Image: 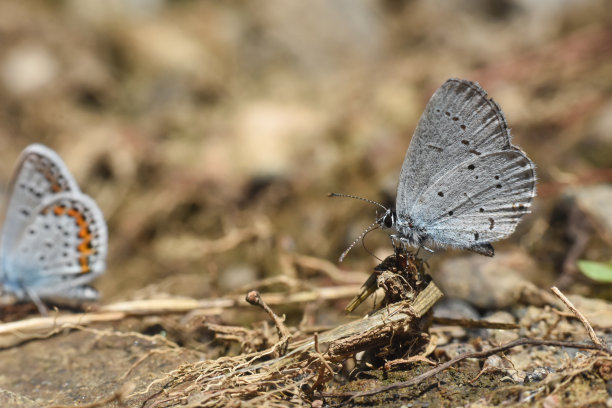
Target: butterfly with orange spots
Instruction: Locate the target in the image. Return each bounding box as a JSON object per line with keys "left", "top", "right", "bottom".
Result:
{"left": 0, "top": 144, "right": 107, "bottom": 314}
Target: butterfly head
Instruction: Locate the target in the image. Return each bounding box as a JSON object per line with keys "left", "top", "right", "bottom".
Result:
{"left": 377, "top": 208, "right": 396, "bottom": 230}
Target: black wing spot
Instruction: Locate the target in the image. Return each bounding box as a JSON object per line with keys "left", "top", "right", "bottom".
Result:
{"left": 460, "top": 124, "right": 466, "bottom": 130}
{"left": 468, "top": 164, "right": 475, "bottom": 170}
{"left": 518, "top": 204, "right": 526, "bottom": 211}
{"left": 452, "top": 116, "right": 459, "bottom": 121}
{"left": 445, "top": 111, "right": 451, "bottom": 116}
{"left": 475, "top": 175, "right": 479, "bottom": 180}
{"left": 474, "top": 232, "right": 479, "bottom": 241}
{"left": 489, "top": 218, "right": 495, "bottom": 230}
{"left": 479, "top": 208, "right": 484, "bottom": 213}
{"left": 496, "top": 184, "right": 502, "bottom": 189}
{"left": 494, "top": 175, "right": 500, "bottom": 180}
{"left": 461, "top": 140, "right": 469, "bottom": 145}
{"left": 448, "top": 211, "right": 454, "bottom": 216}
{"left": 438, "top": 191, "right": 444, "bottom": 197}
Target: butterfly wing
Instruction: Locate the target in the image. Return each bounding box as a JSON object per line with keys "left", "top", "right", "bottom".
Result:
{"left": 1, "top": 144, "right": 81, "bottom": 261}
{"left": 2, "top": 192, "right": 107, "bottom": 300}
{"left": 411, "top": 149, "right": 536, "bottom": 250}
{"left": 396, "top": 79, "right": 514, "bottom": 219}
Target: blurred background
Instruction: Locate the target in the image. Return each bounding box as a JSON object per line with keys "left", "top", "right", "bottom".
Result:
{"left": 0, "top": 0, "right": 611, "bottom": 316}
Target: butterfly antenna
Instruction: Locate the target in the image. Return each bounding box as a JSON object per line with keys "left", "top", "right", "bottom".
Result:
{"left": 328, "top": 192, "right": 388, "bottom": 212}
{"left": 339, "top": 219, "right": 380, "bottom": 262}
{"left": 362, "top": 225, "right": 383, "bottom": 262}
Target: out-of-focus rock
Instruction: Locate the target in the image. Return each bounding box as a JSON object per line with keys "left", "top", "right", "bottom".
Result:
{"left": 1, "top": 44, "right": 59, "bottom": 95}
{"left": 201, "top": 100, "right": 330, "bottom": 182}
{"left": 567, "top": 184, "right": 612, "bottom": 246}
{"left": 122, "top": 21, "right": 223, "bottom": 81}
{"left": 421, "top": 0, "right": 604, "bottom": 52}
{"left": 252, "top": 0, "right": 383, "bottom": 76}
{"left": 578, "top": 101, "right": 612, "bottom": 168}
{"left": 433, "top": 298, "right": 483, "bottom": 340}
{"left": 218, "top": 264, "right": 257, "bottom": 293}
{"left": 435, "top": 250, "right": 540, "bottom": 309}
{"left": 66, "top": 0, "right": 165, "bottom": 22}
{"left": 434, "top": 298, "right": 480, "bottom": 320}
{"left": 483, "top": 310, "right": 519, "bottom": 344}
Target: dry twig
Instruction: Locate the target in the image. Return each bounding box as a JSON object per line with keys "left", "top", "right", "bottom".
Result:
{"left": 551, "top": 286, "right": 608, "bottom": 351}
{"left": 0, "top": 285, "right": 363, "bottom": 348}
{"left": 432, "top": 316, "right": 519, "bottom": 330}
{"left": 246, "top": 291, "right": 292, "bottom": 355}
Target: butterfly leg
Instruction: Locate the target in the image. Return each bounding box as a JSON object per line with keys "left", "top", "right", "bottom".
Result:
{"left": 389, "top": 234, "right": 421, "bottom": 256}
{"left": 415, "top": 245, "right": 435, "bottom": 263}
{"left": 388, "top": 234, "right": 400, "bottom": 252}
{"left": 24, "top": 286, "right": 49, "bottom": 316}
{"left": 389, "top": 235, "right": 407, "bottom": 254}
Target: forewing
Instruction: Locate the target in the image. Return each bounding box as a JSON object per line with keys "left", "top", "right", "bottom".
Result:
{"left": 1, "top": 144, "right": 80, "bottom": 258}
{"left": 411, "top": 149, "right": 536, "bottom": 249}
{"left": 3, "top": 192, "right": 107, "bottom": 299}
{"left": 396, "top": 79, "right": 513, "bottom": 217}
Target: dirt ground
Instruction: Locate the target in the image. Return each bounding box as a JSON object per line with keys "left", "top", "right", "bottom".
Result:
{"left": 0, "top": 1, "right": 611, "bottom": 407}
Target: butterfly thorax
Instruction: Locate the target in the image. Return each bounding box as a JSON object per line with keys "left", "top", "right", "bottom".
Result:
{"left": 391, "top": 212, "right": 428, "bottom": 247}
{"left": 378, "top": 209, "right": 427, "bottom": 247}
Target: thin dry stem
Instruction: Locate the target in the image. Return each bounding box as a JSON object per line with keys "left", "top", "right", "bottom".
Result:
{"left": 551, "top": 286, "right": 606, "bottom": 349}
{"left": 246, "top": 291, "right": 292, "bottom": 355}
{"left": 0, "top": 284, "right": 363, "bottom": 348}
{"left": 432, "top": 316, "right": 520, "bottom": 330}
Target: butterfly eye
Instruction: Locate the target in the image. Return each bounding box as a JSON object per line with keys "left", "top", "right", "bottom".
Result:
{"left": 382, "top": 214, "right": 393, "bottom": 228}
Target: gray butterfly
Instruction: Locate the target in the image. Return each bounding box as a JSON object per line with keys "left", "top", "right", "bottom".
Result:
{"left": 333, "top": 79, "right": 536, "bottom": 260}
{"left": 0, "top": 144, "right": 107, "bottom": 313}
